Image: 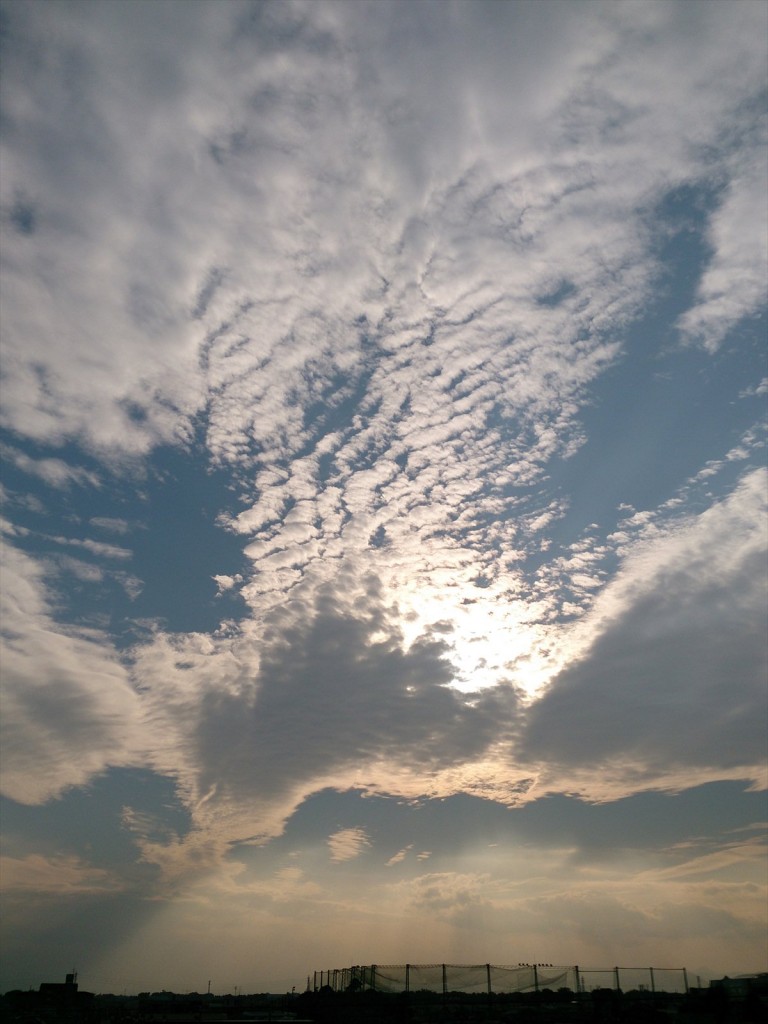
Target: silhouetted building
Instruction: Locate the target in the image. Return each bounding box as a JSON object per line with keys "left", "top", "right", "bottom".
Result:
{"left": 36, "top": 972, "right": 95, "bottom": 1016}
{"left": 40, "top": 972, "right": 79, "bottom": 996}
{"left": 710, "top": 973, "right": 768, "bottom": 999}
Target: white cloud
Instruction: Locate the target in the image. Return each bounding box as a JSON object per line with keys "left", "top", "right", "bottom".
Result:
{"left": 47, "top": 535, "right": 133, "bottom": 561}
{"left": 212, "top": 573, "right": 242, "bottom": 595}
{"left": 385, "top": 845, "right": 413, "bottom": 868}
{"left": 114, "top": 572, "right": 144, "bottom": 600}
{"left": 1, "top": 0, "right": 764, "bottom": 467}
{"left": 677, "top": 139, "right": 768, "bottom": 351}
{"left": 327, "top": 827, "right": 371, "bottom": 863}
{"left": 90, "top": 516, "right": 132, "bottom": 534}
{"left": 0, "top": 853, "right": 118, "bottom": 895}
{"left": 0, "top": 542, "right": 142, "bottom": 803}
{"left": 739, "top": 378, "right": 768, "bottom": 399}
{"left": 50, "top": 555, "right": 105, "bottom": 583}
{"left": 393, "top": 870, "right": 495, "bottom": 918}
{"left": 0, "top": 443, "right": 100, "bottom": 489}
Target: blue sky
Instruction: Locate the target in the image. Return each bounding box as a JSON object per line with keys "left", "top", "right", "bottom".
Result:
{"left": 1, "top": 0, "right": 766, "bottom": 995}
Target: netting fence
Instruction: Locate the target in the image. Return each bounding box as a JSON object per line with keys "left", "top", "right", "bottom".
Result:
{"left": 312, "top": 964, "right": 689, "bottom": 995}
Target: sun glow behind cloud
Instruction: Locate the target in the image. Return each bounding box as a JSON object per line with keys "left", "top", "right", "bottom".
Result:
{"left": 390, "top": 582, "right": 556, "bottom": 698}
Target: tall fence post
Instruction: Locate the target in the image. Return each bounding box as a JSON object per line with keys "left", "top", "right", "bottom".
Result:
{"left": 683, "top": 968, "right": 689, "bottom": 994}
{"left": 442, "top": 964, "right": 447, "bottom": 998}
{"left": 650, "top": 967, "right": 655, "bottom": 994}
{"left": 486, "top": 964, "right": 492, "bottom": 997}
{"left": 533, "top": 965, "right": 539, "bottom": 993}
{"left": 614, "top": 967, "right": 620, "bottom": 992}
{"left": 371, "top": 965, "right": 376, "bottom": 992}
{"left": 405, "top": 963, "right": 410, "bottom": 995}
{"left": 574, "top": 967, "right": 580, "bottom": 994}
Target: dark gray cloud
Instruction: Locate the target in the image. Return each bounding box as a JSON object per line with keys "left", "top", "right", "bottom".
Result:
{"left": 194, "top": 579, "right": 521, "bottom": 810}
{"left": 522, "top": 471, "right": 767, "bottom": 785}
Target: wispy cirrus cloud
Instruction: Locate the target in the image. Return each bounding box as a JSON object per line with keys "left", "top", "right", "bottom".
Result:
{"left": 327, "top": 827, "right": 371, "bottom": 863}
{"left": 45, "top": 535, "right": 133, "bottom": 561}
{"left": 90, "top": 517, "right": 132, "bottom": 535}
{"left": 677, "top": 139, "right": 768, "bottom": 352}
{"left": 0, "top": 443, "right": 100, "bottom": 489}
{"left": 0, "top": 853, "right": 119, "bottom": 895}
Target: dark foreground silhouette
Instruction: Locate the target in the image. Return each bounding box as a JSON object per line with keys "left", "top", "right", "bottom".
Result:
{"left": 298, "top": 983, "right": 766, "bottom": 1023}
{"left": 3, "top": 981, "right": 767, "bottom": 1024}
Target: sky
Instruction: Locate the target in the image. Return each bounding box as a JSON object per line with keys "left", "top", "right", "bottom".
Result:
{"left": 0, "top": 0, "right": 767, "bottom": 997}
